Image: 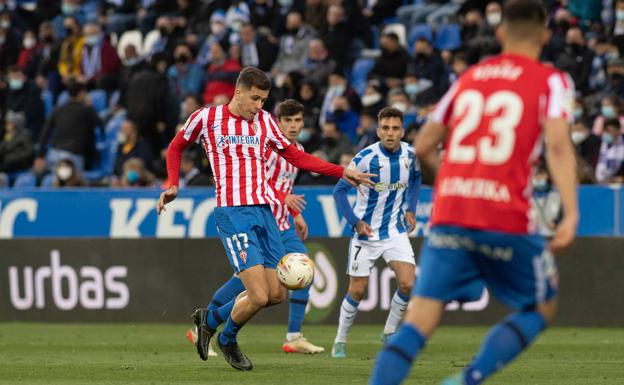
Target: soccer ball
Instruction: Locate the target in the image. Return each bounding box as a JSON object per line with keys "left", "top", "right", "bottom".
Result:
{"left": 277, "top": 253, "right": 315, "bottom": 290}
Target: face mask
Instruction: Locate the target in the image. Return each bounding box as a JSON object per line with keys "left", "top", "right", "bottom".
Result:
{"left": 0, "top": 20, "right": 10, "bottom": 30}
{"left": 415, "top": 52, "right": 427, "bottom": 61}
{"left": 127, "top": 170, "right": 139, "bottom": 184}
{"left": 573, "top": 108, "right": 583, "bottom": 120}
{"left": 533, "top": 178, "right": 547, "bottom": 191}
{"left": 62, "top": 3, "right": 79, "bottom": 15}
{"left": 9, "top": 79, "right": 24, "bottom": 90}
{"left": 298, "top": 129, "right": 311, "bottom": 142}
{"left": 601, "top": 105, "right": 617, "bottom": 118}
{"left": 85, "top": 35, "right": 99, "bottom": 47}
{"left": 486, "top": 12, "right": 501, "bottom": 26}
{"left": 23, "top": 36, "right": 36, "bottom": 49}
{"left": 603, "top": 133, "right": 614, "bottom": 144}
{"left": 617, "top": 10, "right": 624, "bottom": 21}
{"left": 65, "top": 26, "right": 76, "bottom": 36}
{"left": 392, "top": 102, "right": 408, "bottom": 113}
{"left": 607, "top": 51, "right": 620, "bottom": 61}
{"left": 571, "top": 131, "right": 588, "bottom": 144}
{"left": 331, "top": 84, "right": 346, "bottom": 95}
{"left": 361, "top": 93, "right": 381, "bottom": 107}
{"left": 56, "top": 165, "right": 73, "bottom": 181}
{"left": 123, "top": 57, "right": 140, "bottom": 67}
{"left": 279, "top": 0, "right": 293, "bottom": 7}
{"left": 211, "top": 23, "right": 225, "bottom": 36}
{"left": 117, "top": 131, "right": 128, "bottom": 144}
{"left": 405, "top": 83, "right": 420, "bottom": 96}
{"left": 43, "top": 35, "right": 54, "bottom": 43}
{"left": 334, "top": 108, "right": 346, "bottom": 117}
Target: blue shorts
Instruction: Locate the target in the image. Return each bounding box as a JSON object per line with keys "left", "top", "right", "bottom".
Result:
{"left": 414, "top": 225, "right": 558, "bottom": 310}
{"left": 280, "top": 226, "right": 307, "bottom": 254}
{"left": 215, "top": 205, "right": 286, "bottom": 272}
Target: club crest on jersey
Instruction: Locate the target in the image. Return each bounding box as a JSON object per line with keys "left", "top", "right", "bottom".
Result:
{"left": 404, "top": 159, "right": 410, "bottom": 169}
{"left": 239, "top": 250, "right": 248, "bottom": 264}
{"left": 216, "top": 135, "right": 260, "bottom": 149}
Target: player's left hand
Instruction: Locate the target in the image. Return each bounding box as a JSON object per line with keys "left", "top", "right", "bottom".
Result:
{"left": 293, "top": 214, "right": 308, "bottom": 240}
{"left": 405, "top": 211, "right": 416, "bottom": 233}
{"left": 157, "top": 185, "right": 178, "bottom": 215}
{"left": 549, "top": 214, "right": 577, "bottom": 254}
{"left": 285, "top": 194, "right": 306, "bottom": 212}
{"left": 343, "top": 167, "right": 376, "bottom": 188}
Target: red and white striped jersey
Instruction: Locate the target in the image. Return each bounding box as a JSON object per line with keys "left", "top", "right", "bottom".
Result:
{"left": 180, "top": 104, "right": 291, "bottom": 207}
{"left": 266, "top": 142, "right": 304, "bottom": 230}
{"left": 429, "top": 53, "right": 575, "bottom": 234}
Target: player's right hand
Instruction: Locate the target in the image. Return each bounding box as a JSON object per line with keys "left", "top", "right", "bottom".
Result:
{"left": 549, "top": 214, "right": 578, "bottom": 254}
{"left": 343, "top": 167, "right": 376, "bottom": 188}
{"left": 157, "top": 185, "right": 178, "bottom": 215}
{"left": 355, "top": 220, "right": 373, "bottom": 237}
{"left": 285, "top": 194, "right": 306, "bottom": 212}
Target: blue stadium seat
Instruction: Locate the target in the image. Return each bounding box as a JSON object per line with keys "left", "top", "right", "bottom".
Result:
{"left": 40, "top": 174, "right": 56, "bottom": 188}
{"left": 41, "top": 90, "right": 54, "bottom": 117}
{"left": 434, "top": 23, "right": 462, "bottom": 51}
{"left": 13, "top": 173, "right": 36, "bottom": 189}
{"left": 408, "top": 24, "right": 433, "bottom": 50}
{"left": 57, "top": 90, "right": 70, "bottom": 106}
{"left": 350, "top": 58, "right": 376, "bottom": 96}
{"left": 89, "top": 89, "right": 108, "bottom": 114}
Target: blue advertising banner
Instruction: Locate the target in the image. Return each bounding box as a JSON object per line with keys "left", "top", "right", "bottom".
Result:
{"left": 0, "top": 186, "right": 620, "bottom": 238}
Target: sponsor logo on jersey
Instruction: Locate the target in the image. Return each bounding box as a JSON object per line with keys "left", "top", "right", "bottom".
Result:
{"left": 374, "top": 181, "right": 408, "bottom": 192}
{"left": 216, "top": 135, "right": 260, "bottom": 149}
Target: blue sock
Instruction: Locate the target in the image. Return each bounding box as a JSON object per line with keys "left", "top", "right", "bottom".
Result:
{"left": 369, "top": 323, "right": 426, "bottom": 385}
{"left": 464, "top": 311, "right": 546, "bottom": 385}
{"left": 205, "top": 299, "right": 235, "bottom": 330}
{"left": 288, "top": 285, "right": 310, "bottom": 333}
{"left": 207, "top": 276, "right": 245, "bottom": 311}
{"left": 219, "top": 317, "right": 243, "bottom": 345}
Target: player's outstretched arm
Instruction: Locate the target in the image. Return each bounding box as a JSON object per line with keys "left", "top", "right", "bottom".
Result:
{"left": 333, "top": 179, "right": 360, "bottom": 227}
{"left": 278, "top": 144, "right": 375, "bottom": 187}
{"left": 414, "top": 121, "right": 447, "bottom": 178}
{"left": 157, "top": 131, "right": 191, "bottom": 215}
{"left": 543, "top": 118, "right": 579, "bottom": 252}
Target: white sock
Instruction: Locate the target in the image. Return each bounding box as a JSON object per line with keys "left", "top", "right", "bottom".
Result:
{"left": 334, "top": 295, "right": 360, "bottom": 344}
{"left": 383, "top": 291, "right": 409, "bottom": 335}
{"left": 286, "top": 332, "right": 302, "bottom": 342}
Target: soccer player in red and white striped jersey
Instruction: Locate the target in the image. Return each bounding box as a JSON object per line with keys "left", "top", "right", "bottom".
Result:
{"left": 157, "top": 67, "right": 374, "bottom": 370}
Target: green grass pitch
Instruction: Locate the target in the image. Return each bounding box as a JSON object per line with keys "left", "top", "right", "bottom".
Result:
{"left": 0, "top": 323, "right": 622, "bottom": 384}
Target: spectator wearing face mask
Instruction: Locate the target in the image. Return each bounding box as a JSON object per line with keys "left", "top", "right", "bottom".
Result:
{"left": 571, "top": 120, "right": 601, "bottom": 169}
{"left": 0, "top": 111, "right": 34, "bottom": 174}
{"left": 58, "top": 16, "right": 84, "bottom": 82}
{"left": 319, "top": 71, "right": 361, "bottom": 128}
{"left": 167, "top": 43, "right": 204, "bottom": 102}
{"left": 17, "top": 30, "right": 39, "bottom": 72}
{"left": 325, "top": 96, "right": 359, "bottom": 143}
{"left": 238, "top": 23, "right": 279, "bottom": 72}
{"left": 361, "top": 82, "right": 386, "bottom": 117}
{"left": 148, "top": 16, "right": 184, "bottom": 64}
{"left": 370, "top": 32, "right": 410, "bottom": 90}
{"left": 113, "top": 120, "right": 153, "bottom": 177}
{"left": 612, "top": 0, "right": 624, "bottom": 54}
{"left": 119, "top": 44, "right": 146, "bottom": 87}
{"left": 320, "top": 4, "right": 353, "bottom": 73}
{"left": 355, "top": 111, "right": 378, "bottom": 152}
{"left": 79, "top": 22, "right": 121, "bottom": 93}
{"left": 32, "top": 21, "right": 62, "bottom": 96}
{"left": 555, "top": 27, "right": 594, "bottom": 94}
{"left": 271, "top": 11, "right": 316, "bottom": 84}
{"left": 118, "top": 158, "right": 156, "bottom": 187}
{"left": 52, "top": 158, "right": 87, "bottom": 187}
{"left": 592, "top": 95, "right": 624, "bottom": 135}
{"left": 530, "top": 164, "right": 561, "bottom": 239}
{"left": 595, "top": 119, "right": 624, "bottom": 183}
{"left": 4, "top": 66, "right": 45, "bottom": 139}
{"left": 407, "top": 37, "right": 450, "bottom": 100}
{"left": 319, "top": 120, "right": 353, "bottom": 164}
{"left": 202, "top": 39, "right": 241, "bottom": 105}
{"left": 51, "top": 0, "right": 86, "bottom": 40}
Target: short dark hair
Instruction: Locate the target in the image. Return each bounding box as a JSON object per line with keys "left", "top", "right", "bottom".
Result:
{"left": 236, "top": 66, "right": 271, "bottom": 91}
{"left": 604, "top": 118, "right": 621, "bottom": 129}
{"left": 276, "top": 99, "right": 305, "bottom": 119}
{"left": 66, "top": 79, "right": 86, "bottom": 97}
{"left": 378, "top": 107, "right": 404, "bottom": 123}
{"left": 383, "top": 32, "right": 399, "bottom": 42}
{"left": 503, "top": 0, "right": 547, "bottom": 28}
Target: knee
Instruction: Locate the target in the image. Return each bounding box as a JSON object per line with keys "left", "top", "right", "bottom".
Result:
{"left": 348, "top": 283, "right": 367, "bottom": 302}
{"left": 398, "top": 280, "right": 413, "bottom": 296}
{"left": 247, "top": 290, "right": 269, "bottom": 308}
{"left": 268, "top": 286, "right": 287, "bottom": 305}
{"left": 537, "top": 299, "right": 558, "bottom": 324}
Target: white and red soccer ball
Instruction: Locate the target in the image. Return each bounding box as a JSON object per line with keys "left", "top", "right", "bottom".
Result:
{"left": 277, "top": 253, "right": 315, "bottom": 290}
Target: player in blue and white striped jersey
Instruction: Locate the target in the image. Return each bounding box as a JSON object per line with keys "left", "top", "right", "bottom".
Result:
{"left": 331, "top": 107, "right": 422, "bottom": 358}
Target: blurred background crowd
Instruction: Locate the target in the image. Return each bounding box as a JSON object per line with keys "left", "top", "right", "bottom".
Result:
{"left": 0, "top": 0, "right": 623, "bottom": 189}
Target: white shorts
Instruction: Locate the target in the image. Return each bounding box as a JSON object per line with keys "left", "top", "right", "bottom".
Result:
{"left": 347, "top": 233, "right": 415, "bottom": 277}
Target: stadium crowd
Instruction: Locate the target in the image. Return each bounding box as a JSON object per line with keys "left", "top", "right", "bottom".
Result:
{"left": 0, "top": 0, "right": 623, "bottom": 188}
